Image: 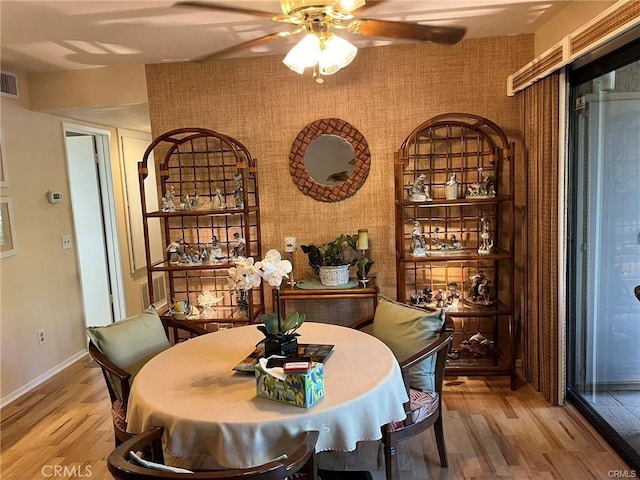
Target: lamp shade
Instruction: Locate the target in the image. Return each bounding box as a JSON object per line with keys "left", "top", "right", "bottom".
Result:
{"left": 357, "top": 229, "right": 369, "bottom": 250}
{"left": 318, "top": 34, "right": 357, "bottom": 75}
{"left": 283, "top": 34, "right": 321, "bottom": 74}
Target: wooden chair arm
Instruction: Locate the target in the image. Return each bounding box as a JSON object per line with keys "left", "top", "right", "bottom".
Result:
{"left": 89, "top": 341, "right": 131, "bottom": 379}
{"left": 89, "top": 340, "right": 131, "bottom": 406}
{"left": 400, "top": 329, "right": 453, "bottom": 371}
{"left": 283, "top": 430, "right": 319, "bottom": 478}
{"left": 349, "top": 315, "right": 374, "bottom": 330}
{"left": 108, "top": 428, "right": 319, "bottom": 480}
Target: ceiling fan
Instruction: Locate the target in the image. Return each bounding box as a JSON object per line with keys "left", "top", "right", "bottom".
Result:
{"left": 175, "top": 0, "right": 467, "bottom": 82}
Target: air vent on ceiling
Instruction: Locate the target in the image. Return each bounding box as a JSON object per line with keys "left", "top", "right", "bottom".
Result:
{"left": 1, "top": 71, "right": 19, "bottom": 99}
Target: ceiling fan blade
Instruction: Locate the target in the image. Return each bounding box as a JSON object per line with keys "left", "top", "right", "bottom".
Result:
{"left": 174, "top": 1, "right": 282, "bottom": 20}
{"left": 353, "top": 18, "right": 466, "bottom": 45}
{"left": 194, "top": 30, "right": 301, "bottom": 62}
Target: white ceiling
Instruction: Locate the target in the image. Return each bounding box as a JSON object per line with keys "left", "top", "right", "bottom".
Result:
{"left": 0, "top": 0, "right": 572, "bottom": 131}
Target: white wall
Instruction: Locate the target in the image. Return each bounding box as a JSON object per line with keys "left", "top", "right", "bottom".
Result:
{"left": 0, "top": 74, "right": 147, "bottom": 404}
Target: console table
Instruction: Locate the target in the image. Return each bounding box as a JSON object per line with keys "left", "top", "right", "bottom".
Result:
{"left": 275, "top": 277, "right": 379, "bottom": 323}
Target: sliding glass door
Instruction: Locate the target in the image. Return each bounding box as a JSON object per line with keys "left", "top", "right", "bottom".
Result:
{"left": 567, "top": 41, "right": 640, "bottom": 471}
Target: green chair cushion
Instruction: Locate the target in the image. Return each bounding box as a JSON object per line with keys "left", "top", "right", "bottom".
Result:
{"left": 86, "top": 308, "right": 170, "bottom": 378}
{"left": 372, "top": 296, "right": 445, "bottom": 392}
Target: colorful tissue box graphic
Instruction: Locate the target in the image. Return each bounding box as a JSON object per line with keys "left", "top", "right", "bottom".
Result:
{"left": 255, "top": 362, "right": 325, "bottom": 408}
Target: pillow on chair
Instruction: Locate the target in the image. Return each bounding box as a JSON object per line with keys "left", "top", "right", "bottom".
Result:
{"left": 86, "top": 307, "right": 170, "bottom": 378}
{"left": 372, "top": 296, "right": 445, "bottom": 392}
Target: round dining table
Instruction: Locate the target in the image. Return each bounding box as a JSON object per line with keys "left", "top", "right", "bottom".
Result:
{"left": 126, "top": 322, "right": 408, "bottom": 468}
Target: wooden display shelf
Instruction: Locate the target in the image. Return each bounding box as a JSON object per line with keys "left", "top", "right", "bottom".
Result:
{"left": 144, "top": 206, "right": 259, "bottom": 217}
{"left": 399, "top": 247, "right": 512, "bottom": 262}
{"left": 401, "top": 194, "right": 511, "bottom": 208}
{"left": 395, "top": 113, "right": 518, "bottom": 390}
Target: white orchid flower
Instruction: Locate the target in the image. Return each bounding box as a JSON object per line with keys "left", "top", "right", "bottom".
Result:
{"left": 256, "top": 249, "right": 292, "bottom": 288}
{"left": 228, "top": 256, "right": 261, "bottom": 291}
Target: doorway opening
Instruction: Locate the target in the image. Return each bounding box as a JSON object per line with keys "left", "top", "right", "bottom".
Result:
{"left": 63, "top": 124, "right": 125, "bottom": 328}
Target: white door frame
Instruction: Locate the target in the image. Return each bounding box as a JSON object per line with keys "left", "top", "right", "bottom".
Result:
{"left": 63, "top": 123, "right": 126, "bottom": 324}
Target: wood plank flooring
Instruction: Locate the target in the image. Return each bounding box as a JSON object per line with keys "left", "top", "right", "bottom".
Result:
{"left": 0, "top": 354, "right": 632, "bottom": 480}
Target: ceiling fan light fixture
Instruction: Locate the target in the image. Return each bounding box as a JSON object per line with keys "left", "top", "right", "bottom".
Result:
{"left": 283, "top": 33, "right": 322, "bottom": 74}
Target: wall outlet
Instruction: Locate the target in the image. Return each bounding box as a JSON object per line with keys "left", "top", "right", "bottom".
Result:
{"left": 38, "top": 329, "right": 46, "bottom": 345}
{"left": 61, "top": 235, "right": 72, "bottom": 250}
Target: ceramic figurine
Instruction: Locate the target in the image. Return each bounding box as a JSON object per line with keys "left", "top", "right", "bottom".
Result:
{"left": 198, "top": 290, "right": 224, "bottom": 319}
{"left": 212, "top": 188, "right": 225, "bottom": 209}
{"left": 231, "top": 232, "right": 246, "bottom": 258}
{"left": 166, "top": 238, "right": 183, "bottom": 265}
{"left": 411, "top": 221, "right": 427, "bottom": 256}
{"left": 468, "top": 269, "right": 494, "bottom": 305}
{"left": 444, "top": 172, "right": 459, "bottom": 200}
{"left": 233, "top": 173, "right": 244, "bottom": 209}
{"left": 162, "top": 186, "right": 176, "bottom": 212}
{"left": 478, "top": 216, "right": 494, "bottom": 255}
{"left": 466, "top": 167, "right": 496, "bottom": 198}
{"left": 207, "top": 236, "right": 224, "bottom": 263}
{"left": 408, "top": 174, "right": 431, "bottom": 202}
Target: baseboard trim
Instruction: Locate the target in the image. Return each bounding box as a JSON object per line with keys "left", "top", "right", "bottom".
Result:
{"left": 0, "top": 349, "right": 88, "bottom": 408}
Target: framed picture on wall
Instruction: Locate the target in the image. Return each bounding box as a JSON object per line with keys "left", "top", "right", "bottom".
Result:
{"left": 0, "top": 128, "right": 8, "bottom": 187}
{"left": 0, "top": 197, "right": 17, "bottom": 258}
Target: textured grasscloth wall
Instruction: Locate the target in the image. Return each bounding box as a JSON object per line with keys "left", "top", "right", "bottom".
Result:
{"left": 146, "top": 35, "right": 533, "bottom": 323}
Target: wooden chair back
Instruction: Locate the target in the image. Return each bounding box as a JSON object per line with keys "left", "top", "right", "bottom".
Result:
{"left": 107, "top": 427, "right": 319, "bottom": 480}
{"left": 350, "top": 309, "right": 454, "bottom": 480}
{"left": 88, "top": 316, "right": 208, "bottom": 446}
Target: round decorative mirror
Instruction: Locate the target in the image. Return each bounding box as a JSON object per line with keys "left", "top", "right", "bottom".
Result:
{"left": 289, "top": 118, "right": 370, "bottom": 202}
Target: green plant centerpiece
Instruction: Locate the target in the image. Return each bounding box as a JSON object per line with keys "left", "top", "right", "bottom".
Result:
{"left": 301, "top": 234, "right": 361, "bottom": 287}
{"left": 257, "top": 311, "right": 306, "bottom": 356}
{"left": 228, "top": 249, "right": 305, "bottom": 356}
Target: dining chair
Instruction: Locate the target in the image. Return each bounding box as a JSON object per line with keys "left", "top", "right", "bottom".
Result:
{"left": 87, "top": 308, "right": 207, "bottom": 446}
{"left": 107, "top": 426, "right": 319, "bottom": 480}
{"left": 350, "top": 296, "right": 454, "bottom": 480}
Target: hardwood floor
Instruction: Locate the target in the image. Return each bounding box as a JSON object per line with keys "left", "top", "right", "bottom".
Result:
{"left": 0, "top": 354, "right": 632, "bottom": 480}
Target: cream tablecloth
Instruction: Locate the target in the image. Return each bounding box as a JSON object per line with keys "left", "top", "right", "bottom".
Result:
{"left": 126, "top": 322, "right": 408, "bottom": 468}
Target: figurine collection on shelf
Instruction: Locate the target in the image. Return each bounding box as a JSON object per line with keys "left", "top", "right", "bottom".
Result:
{"left": 410, "top": 221, "right": 463, "bottom": 256}
{"left": 161, "top": 175, "right": 247, "bottom": 213}
{"left": 410, "top": 281, "right": 461, "bottom": 310}
{"left": 165, "top": 231, "right": 246, "bottom": 267}
{"left": 448, "top": 332, "right": 496, "bottom": 360}
{"left": 405, "top": 167, "right": 496, "bottom": 203}
{"left": 429, "top": 226, "right": 463, "bottom": 254}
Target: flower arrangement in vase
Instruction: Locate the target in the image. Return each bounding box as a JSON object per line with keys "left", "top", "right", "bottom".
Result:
{"left": 228, "top": 249, "right": 305, "bottom": 356}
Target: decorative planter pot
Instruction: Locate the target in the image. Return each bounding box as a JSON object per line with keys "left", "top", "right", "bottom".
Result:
{"left": 264, "top": 336, "right": 298, "bottom": 357}
{"left": 319, "top": 265, "right": 350, "bottom": 287}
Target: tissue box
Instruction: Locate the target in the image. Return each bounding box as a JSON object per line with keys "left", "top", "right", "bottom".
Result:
{"left": 255, "top": 362, "right": 325, "bottom": 408}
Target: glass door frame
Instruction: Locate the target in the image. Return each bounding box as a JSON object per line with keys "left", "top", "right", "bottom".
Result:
{"left": 566, "top": 36, "right": 640, "bottom": 472}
